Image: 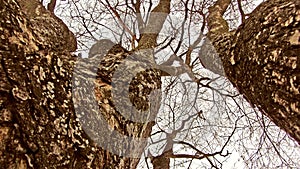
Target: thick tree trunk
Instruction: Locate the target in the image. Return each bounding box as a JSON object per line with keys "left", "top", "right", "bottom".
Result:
{"left": 206, "top": 0, "right": 300, "bottom": 144}
{"left": 0, "top": 0, "right": 161, "bottom": 168}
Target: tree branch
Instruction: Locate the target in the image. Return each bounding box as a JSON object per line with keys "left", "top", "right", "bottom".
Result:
{"left": 237, "top": 0, "right": 246, "bottom": 23}
{"left": 137, "top": 0, "right": 171, "bottom": 49}
{"left": 207, "top": 0, "right": 231, "bottom": 40}
{"left": 47, "top": 0, "right": 56, "bottom": 13}
{"left": 104, "top": 0, "right": 137, "bottom": 46}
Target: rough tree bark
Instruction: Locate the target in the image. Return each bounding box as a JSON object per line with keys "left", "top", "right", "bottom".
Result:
{"left": 0, "top": 0, "right": 165, "bottom": 168}
{"left": 205, "top": 0, "right": 300, "bottom": 144}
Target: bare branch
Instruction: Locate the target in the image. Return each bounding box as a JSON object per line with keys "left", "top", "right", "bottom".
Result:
{"left": 104, "top": 0, "right": 137, "bottom": 46}
{"left": 47, "top": 0, "right": 56, "bottom": 13}
{"left": 237, "top": 0, "right": 246, "bottom": 23}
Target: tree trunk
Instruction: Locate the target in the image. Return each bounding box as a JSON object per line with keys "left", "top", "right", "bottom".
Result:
{"left": 0, "top": 0, "right": 161, "bottom": 168}
{"left": 206, "top": 0, "right": 300, "bottom": 144}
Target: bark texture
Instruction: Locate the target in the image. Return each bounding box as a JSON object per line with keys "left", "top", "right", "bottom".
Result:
{"left": 0, "top": 0, "right": 161, "bottom": 168}
{"left": 206, "top": 0, "right": 300, "bottom": 144}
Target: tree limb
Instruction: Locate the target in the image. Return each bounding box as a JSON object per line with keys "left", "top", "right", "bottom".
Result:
{"left": 47, "top": 0, "right": 56, "bottom": 13}
{"left": 137, "top": 0, "right": 171, "bottom": 49}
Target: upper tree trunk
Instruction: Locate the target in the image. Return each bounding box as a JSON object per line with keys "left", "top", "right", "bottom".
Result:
{"left": 206, "top": 0, "right": 300, "bottom": 144}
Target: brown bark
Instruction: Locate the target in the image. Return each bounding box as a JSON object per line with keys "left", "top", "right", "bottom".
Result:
{"left": 137, "top": 0, "right": 171, "bottom": 50}
{"left": 151, "top": 151, "right": 171, "bottom": 169}
{"left": 0, "top": 0, "right": 161, "bottom": 168}
{"left": 47, "top": 0, "right": 57, "bottom": 13}
{"left": 206, "top": 0, "right": 300, "bottom": 144}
